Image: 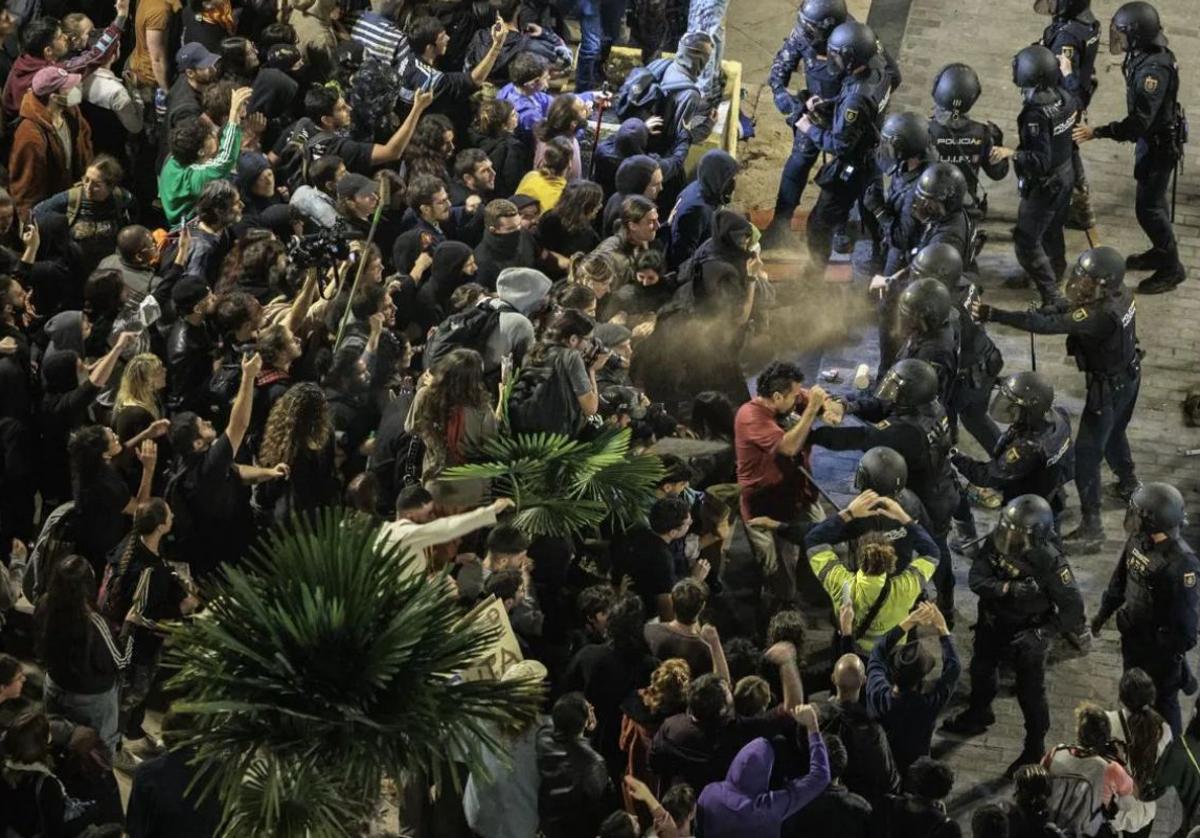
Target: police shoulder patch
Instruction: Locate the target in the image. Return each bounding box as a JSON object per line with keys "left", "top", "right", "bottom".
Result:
{"left": 845, "top": 109, "right": 858, "bottom": 123}
{"left": 1072, "top": 308, "right": 1088, "bottom": 321}
{"left": 1059, "top": 566, "right": 1073, "bottom": 585}
{"left": 874, "top": 419, "right": 890, "bottom": 429}
{"left": 1144, "top": 75, "right": 1159, "bottom": 93}
{"left": 1005, "top": 447, "right": 1021, "bottom": 463}
{"left": 1185, "top": 571, "right": 1196, "bottom": 588}
{"left": 1061, "top": 45, "right": 1075, "bottom": 58}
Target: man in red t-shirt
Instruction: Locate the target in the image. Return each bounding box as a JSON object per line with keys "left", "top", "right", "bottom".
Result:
{"left": 734, "top": 361, "right": 827, "bottom": 523}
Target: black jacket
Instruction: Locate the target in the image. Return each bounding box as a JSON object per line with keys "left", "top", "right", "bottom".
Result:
{"left": 536, "top": 729, "right": 613, "bottom": 838}
{"left": 166, "top": 318, "right": 215, "bottom": 415}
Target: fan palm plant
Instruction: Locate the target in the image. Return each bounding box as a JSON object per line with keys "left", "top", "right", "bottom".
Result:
{"left": 164, "top": 509, "right": 543, "bottom": 838}
{"left": 440, "top": 426, "right": 664, "bottom": 539}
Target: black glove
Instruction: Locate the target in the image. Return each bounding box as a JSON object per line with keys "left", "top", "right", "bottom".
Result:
{"left": 1011, "top": 577, "right": 1040, "bottom": 599}
{"left": 975, "top": 303, "right": 993, "bottom": 322}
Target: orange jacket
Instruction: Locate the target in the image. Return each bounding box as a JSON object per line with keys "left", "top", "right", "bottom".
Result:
{"left": 9, "top": 91, "right": 93, "bottom": 219}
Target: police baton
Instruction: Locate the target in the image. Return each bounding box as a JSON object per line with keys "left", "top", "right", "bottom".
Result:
{"left": 1026, "top": 302, "right": 1039, "bottom": 372}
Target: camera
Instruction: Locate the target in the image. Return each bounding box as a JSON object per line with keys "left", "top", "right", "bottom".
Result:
{"left": 581, "top": 337, "right": 608, "bottom": 366}
{"left": 287, "top": 224, "right": 350, "bottom": 271}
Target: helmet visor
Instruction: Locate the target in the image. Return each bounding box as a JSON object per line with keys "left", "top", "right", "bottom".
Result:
{"left": 1064, "top": 269, "right": 1098, "bottom": 305}
{"left": 992, "top": 521, "right": 1029, "bottom": 556}
{"left": 876, "top": 138, "right": 900, "bottom": 170}
{"left": 875, "top": 369, "right": 902, "bottom": 402}
{"left": 1109, "top": 22, "right": 1130, "bottom": 54}
{"left": 911, "top": 194, "right": 945, "bottom": 223}
{"left": 988, "top": 389, "right": 1023, "bottom": 424}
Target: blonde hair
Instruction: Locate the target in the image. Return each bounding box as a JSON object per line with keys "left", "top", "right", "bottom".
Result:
{"left": 114, "top": 353, "right": 164, "bottom": 420}
{"left": 858, "top": 534, "right": 898, "bottom": 577}
{"left": 568, "top": 251, "right": 617, "bottom": 287}
{"left": 640, "top": 658, "right": 690, "bottom": 715}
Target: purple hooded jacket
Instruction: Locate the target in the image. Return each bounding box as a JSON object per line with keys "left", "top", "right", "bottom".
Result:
{"left": 696, "top": 733, "right": 830, "bottom": 838}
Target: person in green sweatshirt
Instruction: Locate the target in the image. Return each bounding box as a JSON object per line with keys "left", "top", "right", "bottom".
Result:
{"left": 157, "top": 85, "right": 251, "bottom": 224}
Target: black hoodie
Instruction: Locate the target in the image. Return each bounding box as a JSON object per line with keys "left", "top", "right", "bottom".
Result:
{"left": 594, "top": 118, "right": 651, "bottom": 196}
{"left": 601, "top": 154, "right": 660, "bottom": 236}
{"left": 667, "top": 149, "right": 738, "bottom": 270}
{"left": 473, "top": 229, "right": 537, "bottom": 291}
{"left": 414, "top": 241, "right": 474, "bottom": 333}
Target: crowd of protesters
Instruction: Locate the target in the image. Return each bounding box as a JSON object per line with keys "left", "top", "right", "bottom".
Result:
{"left": 0, "top": 0, "right": 1194, "bottom": 835}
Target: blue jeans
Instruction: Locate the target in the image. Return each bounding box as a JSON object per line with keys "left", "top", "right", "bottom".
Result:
{"left": 575, "top": 0, "right": 627, "bottom": 91}
{"left": 45, "top": 674, "right": 120, "bottom": 756}
{"left": 774, "top": 133, "right": 821, "bottom": 220}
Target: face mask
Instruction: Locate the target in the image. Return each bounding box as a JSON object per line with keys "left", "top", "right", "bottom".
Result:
{"left": 62, "top": 86, "right": 82, "bottom": 107}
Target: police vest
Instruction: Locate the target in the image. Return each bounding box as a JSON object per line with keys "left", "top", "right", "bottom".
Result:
{"left": 1066, "top": 288, "right": 1139, "bottom": 377}
{"left": 929, "top": 116, "right": 990, "bottom": 196}
{"left": 1124, "top": 47, "right": 1180, "bottom": 141}
{"left": 954, "top": 283, "right": 1002, "bottom": 378}
{"left": 892, "top": 403, "right": 953, "bottom": 481}
{"left": 835, "top": 62, "right": 891, "bottom": 163}
{"left": 1018, "top": 90, "right": 1077, "bottom": 172}
{"left": 1042, "top": 15, "right": 1101, "bottom": 108}
{"left": 796, "top": 38, "right": 845, "bottom": 101}
{"left": 1117, "top": 536, "right": 1197, "bottom": 636}
{"left": 981, "top": 543, "right": 1062, "bottom": 627}
{"left": 995, "top": 406, "right": 1074, "bottom": 501}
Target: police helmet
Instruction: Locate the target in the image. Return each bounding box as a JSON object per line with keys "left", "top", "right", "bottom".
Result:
{"left": 1012, "top": 45, "right": 1059, "bottom": 89}
{"left": 1124, "top": 482, "right": 1186, "bottom": 536}
{"left": 912, "top": 162, "right": 967, "bottom": 222}
{"left": 878, "top": 112, "right": 930, "bottom": 170}
{"left": 1033, "top": 0, "right": 1091, "bottom": 17}
{"left": 898, "top": 278, "right": 953, "bottom": 333}
{"left": 854, "top": 446, "right": 908, "bottom": 496}
{"left": 989, "top": 371, "right": 1054, "bottom": 425}
{"left": 798, "top": 0, "right": 849, "bottom": 43}
{"left": 911, "top": 243, "right": 965, "bottom": 288}
{"left": 1066, "top": 246, "right": 1126, "bottom": 304}
{"left": 931, "top": 63, "right": 982, "bottom": 115}
{"left": 1109, "top": 1, "right": 1164, "bottom": 54}
{"left": 992, "top": 494, "right": 1055, "bottom": 556}
{"left": 827, "top": 21, "right": 878, "bottom": 73}
{"left": 875, "top": 358, "right": 939, "bottom": 408}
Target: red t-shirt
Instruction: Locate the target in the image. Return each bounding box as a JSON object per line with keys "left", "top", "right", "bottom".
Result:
{"left": 733, "top": 394, "right": 814, "bottom": 521}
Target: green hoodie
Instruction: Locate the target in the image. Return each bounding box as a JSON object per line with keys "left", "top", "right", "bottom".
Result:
{"left": 157, "top": 122, "right": 243, "bottom": 224}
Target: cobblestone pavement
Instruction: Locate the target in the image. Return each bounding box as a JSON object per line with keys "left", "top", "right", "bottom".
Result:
{"left": 728, "top": 0, "right": 1200, "bottom": 830}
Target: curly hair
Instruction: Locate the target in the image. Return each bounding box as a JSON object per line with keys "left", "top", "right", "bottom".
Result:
{"left": 473, "top": 99, "right": 515, "bottom": 139}
{"left": 858, "top": 533, "right": 897, "bottom": 576}
{"left": 411, "top": 349, "right": 489, "bottom": 442}
{"left": 568, "top": 250, "right": 617, "bottom": 288}
{"left": 114, "top": 353, "right": 164, "bottom": 420}
{"left": 217, "top": 230, "right": 286, "bottom": 295}
{"left": 553, "top": 179, "right": 604, "bottom": 231}
{"left": 68, "top": 426, "right": 113, "bottom": 499}
{"left": 405, "top": 113, "right": 455, "bottom": 180}
{"left": 258, "top": 382, "right": 333, "bottom": 468}
{"left": 640, "top": 658, "right": 690, "bottom": 715}
{"left": 535, "top": 94, "right": 584, "bottom": 143}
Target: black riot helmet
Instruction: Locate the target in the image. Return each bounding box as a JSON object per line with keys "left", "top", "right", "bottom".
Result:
{"left": 1033, "top": 0, "right": 1091, "bottom": 17}
{"left": 1065, "top": 246, "right": 1126, "bottom": 305}
{"left": 992, "top": 494, "right": 1055, "bottom": 557}
{"left": 912, "top": 162, "right": 967, "bottom": 223}
{"left": 875, "top": 358, "right": 939, "bottom": 408}
{"left": 911, "top": 243, "right": 965, "bottom": 289}
{"left": 854, "top": 446, "right": 908, "bottom": 496}
{"left": 878, "top": 112, "right": 930, "bottom": 170}
{"left": 1124, "top": 482, "right": 1186, "bottom": 536}
{"left": 989, "top": 371, "right": 1054, "bottom": 424}
{"left": 827, "top": 21, "right": 878, "bottom": 73}
{"left": 1109, "top": 1, "right": 1165, "bottom": 54}
{"left": 1012, "top": 45, "right": 1059, "bottom": 89}
{"left": 798, "top": 0, "right": 849, "bottom": 46}
{"left": 898, "top": 278, "right": 952, "bottom": 333}
{"left": 931, "top": 63, "right": 982, "bottom": 115}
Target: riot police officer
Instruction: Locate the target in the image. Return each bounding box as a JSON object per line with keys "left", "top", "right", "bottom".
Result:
{"left": 974, "top": 246, "right": 1140, "bottom": 554}
{"left": 884, "top": 162, "right": 973, "bottom": 277}
{"left": 911, "top": 243, "right": 1004, "bottom": 454}
{"left": 863, "top": 111, "right": 937, "bottom": 273}
{"left": 896, "top": 278, "right": 960, "bottom": 406}
{"left": 766, "top": 0, "right": 851, "bottom": 248}
{"left": 1092, "top": 483, "right": 1200, "bottom": 734}
{"left": 844, "top": 446, "right": 931, "bottom": 570}
{"left": 1074, "top": 1, "right": 1186, "bottom": 294}
{"left": 942, "top": 494, "right": 1087, "bottom": 778}
{"left": 928, "top": 63, "right": 1010, "bottom": 217}
{"left": 951, "top": 371, "right": 1075, "bottom": 517}
{"left": 1036, "top": 0, "right": 1102, "bottom": 238}
{"left": 812, "top": 358, "right": 964, "bottom": 612}
{"left": 990, "top": 45, "right": 1080, "bottom": 308}
{"left": 796, "top": 20, "right": 892, "bottom": 272}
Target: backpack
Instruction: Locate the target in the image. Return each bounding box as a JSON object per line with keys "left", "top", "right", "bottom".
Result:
{"left": 277, "top": 124, "right": 338, "bottom": 193}
{"left": 1042, "top": 751, "right": 1101, "bottom": 838}
{"left": 22, "top": 502, "right": 78, "bottom": 604}
{"left": 615, "top": 59, "right": 698, "bottom": 124}
{"left": 424, "top": 302, "right": 507, "bottom": 369}
{"left": 207, "top": 360, "right": 242, "bottom": 424}
{"left": 507, "top": 347, "right": 581, "bottom": 437}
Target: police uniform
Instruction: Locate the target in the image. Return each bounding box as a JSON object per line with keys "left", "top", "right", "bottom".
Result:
{"left": 950, "top": 281, "right": 1003, "bottom": 453}
{"left": 897, "top": 318, "right": 960, "bottom": 409}
{"left": 952, "top": 405, "right": 1075, "bottom": 513}
{"left": 809, "top": 399, "right": 961, "bottom": 605}
{"left": 965, "top": 539, "right": 1086, "bottom": 753}
{"left": 928, "top": 115, "right": 1008, "bottom": 217}
{"left": 1012, "top": 86, "right": 1080, "bottom": 307}
{"left": 986, "top": 288, "right": 1139, "bottom": 519}
{"left": 802, "top": 56, "right": 892, "bottom": 269}
{"left": 1093, "top": 43, "right": 1182, "bottom": 273}
{"left": 1094, "top": 533, "right": 1200, "bottom": 734}
{"left": 1042, "top": 9, "right": 1102, "bottom": 226}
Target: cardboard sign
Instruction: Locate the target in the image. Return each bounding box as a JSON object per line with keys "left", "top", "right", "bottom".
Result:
{"left": 457, "top": 595, "right": 523, "bottom": 682}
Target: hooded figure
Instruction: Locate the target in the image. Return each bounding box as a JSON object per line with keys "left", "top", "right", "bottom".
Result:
{"left": 602, "top": 155, "right": 661, "bottom": 237}
{"left": 696, "top": 736, "right": 831, "bottom": 837}
{"left": 692, "top": 210, "right": 755, "bottom": 316}
{"left": 235, "top": 152, "right": 283, "bottom": 227}
{"left": 414, "top": 241, "right": 475, "bottom": 333}
{"left": 594, "top": 118, "right": 650, "bottom": 195}
{"left": 40, "top": 349, "right": 97, "bottom": 503}
{"left": 656, "top": 32, "right": 714, "bottom": 145}
{"left": 43, "top": 310, "right": 88, "bottom": 358}
{"left": 667, "top": 149, "right": 737, "bottom": 270}
{"left": 479, "top": 266, "right": 552, "bottom": 374}
{"left": 474, "top": 224, "right": 538, "bottom": 292}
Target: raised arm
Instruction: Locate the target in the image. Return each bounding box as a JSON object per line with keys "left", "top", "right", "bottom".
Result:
{"left": 372, "top": 90, "right": 433, "bottom": 165}
{"left": 226, "top": 352, "right": 261, "bottom": 457}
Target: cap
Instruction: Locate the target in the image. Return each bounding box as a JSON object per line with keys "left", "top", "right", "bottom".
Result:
{"left": 510, "top": 193, "right": 540, "bottom": 211}
{"left": 172, "top": 275, "right": 211, "bottom": 310}
{"left": 500, "top": 659, "right": 548, "bottom": 683}
{"left": 176, "top": 42, "right": 221, "bottom": 71}
{"left": 593, "top": 323, "right": 632, "bottom": 347}
{"left": 31, "top": 67, "right": 81, "bottom": 97}
{"left": 336, "top": 173, "right": 379, "bottom": 200}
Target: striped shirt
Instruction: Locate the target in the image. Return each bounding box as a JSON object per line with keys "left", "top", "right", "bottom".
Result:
{"left": 90, "top": 611, "right": 133, "bottom": 669}
{"left": 348, "top": 11, "right": 412, "bottom": 67}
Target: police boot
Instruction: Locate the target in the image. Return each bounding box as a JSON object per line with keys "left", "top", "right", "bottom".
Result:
{"left": 1065, "top": 185, "right": 1097, "bottom": 233}
{"left": 1125, "top": 248, "right": 1172, "bottom": 271}
{"left": 831, "top": 225, "right": 853, "bottom": 255}
{"left": 1004, "top": 742, "right": 1045, "bottom": 779}
{"left": 941, "top": 707, "right": 996, "bottom": 737}
{"left": 761, "top": 216, "right": 796, "bottom": 251}
{"left": 1064, "top": 511, "right": 1104, "bottom": 555}
{"left": 1138, "top": 261, "right": 1188, "bottom": 295}
{"left": 1105, "top": 478, "right": 1142, "bottom": 503}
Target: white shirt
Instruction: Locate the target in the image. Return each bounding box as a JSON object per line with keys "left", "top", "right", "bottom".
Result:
{"left": 82, "top": 67, "right": 144, "bottom": 134}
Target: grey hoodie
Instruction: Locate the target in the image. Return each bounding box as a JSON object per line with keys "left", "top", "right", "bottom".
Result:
{"left": 483, "top": 268, "right": 553, "bottom": 371}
